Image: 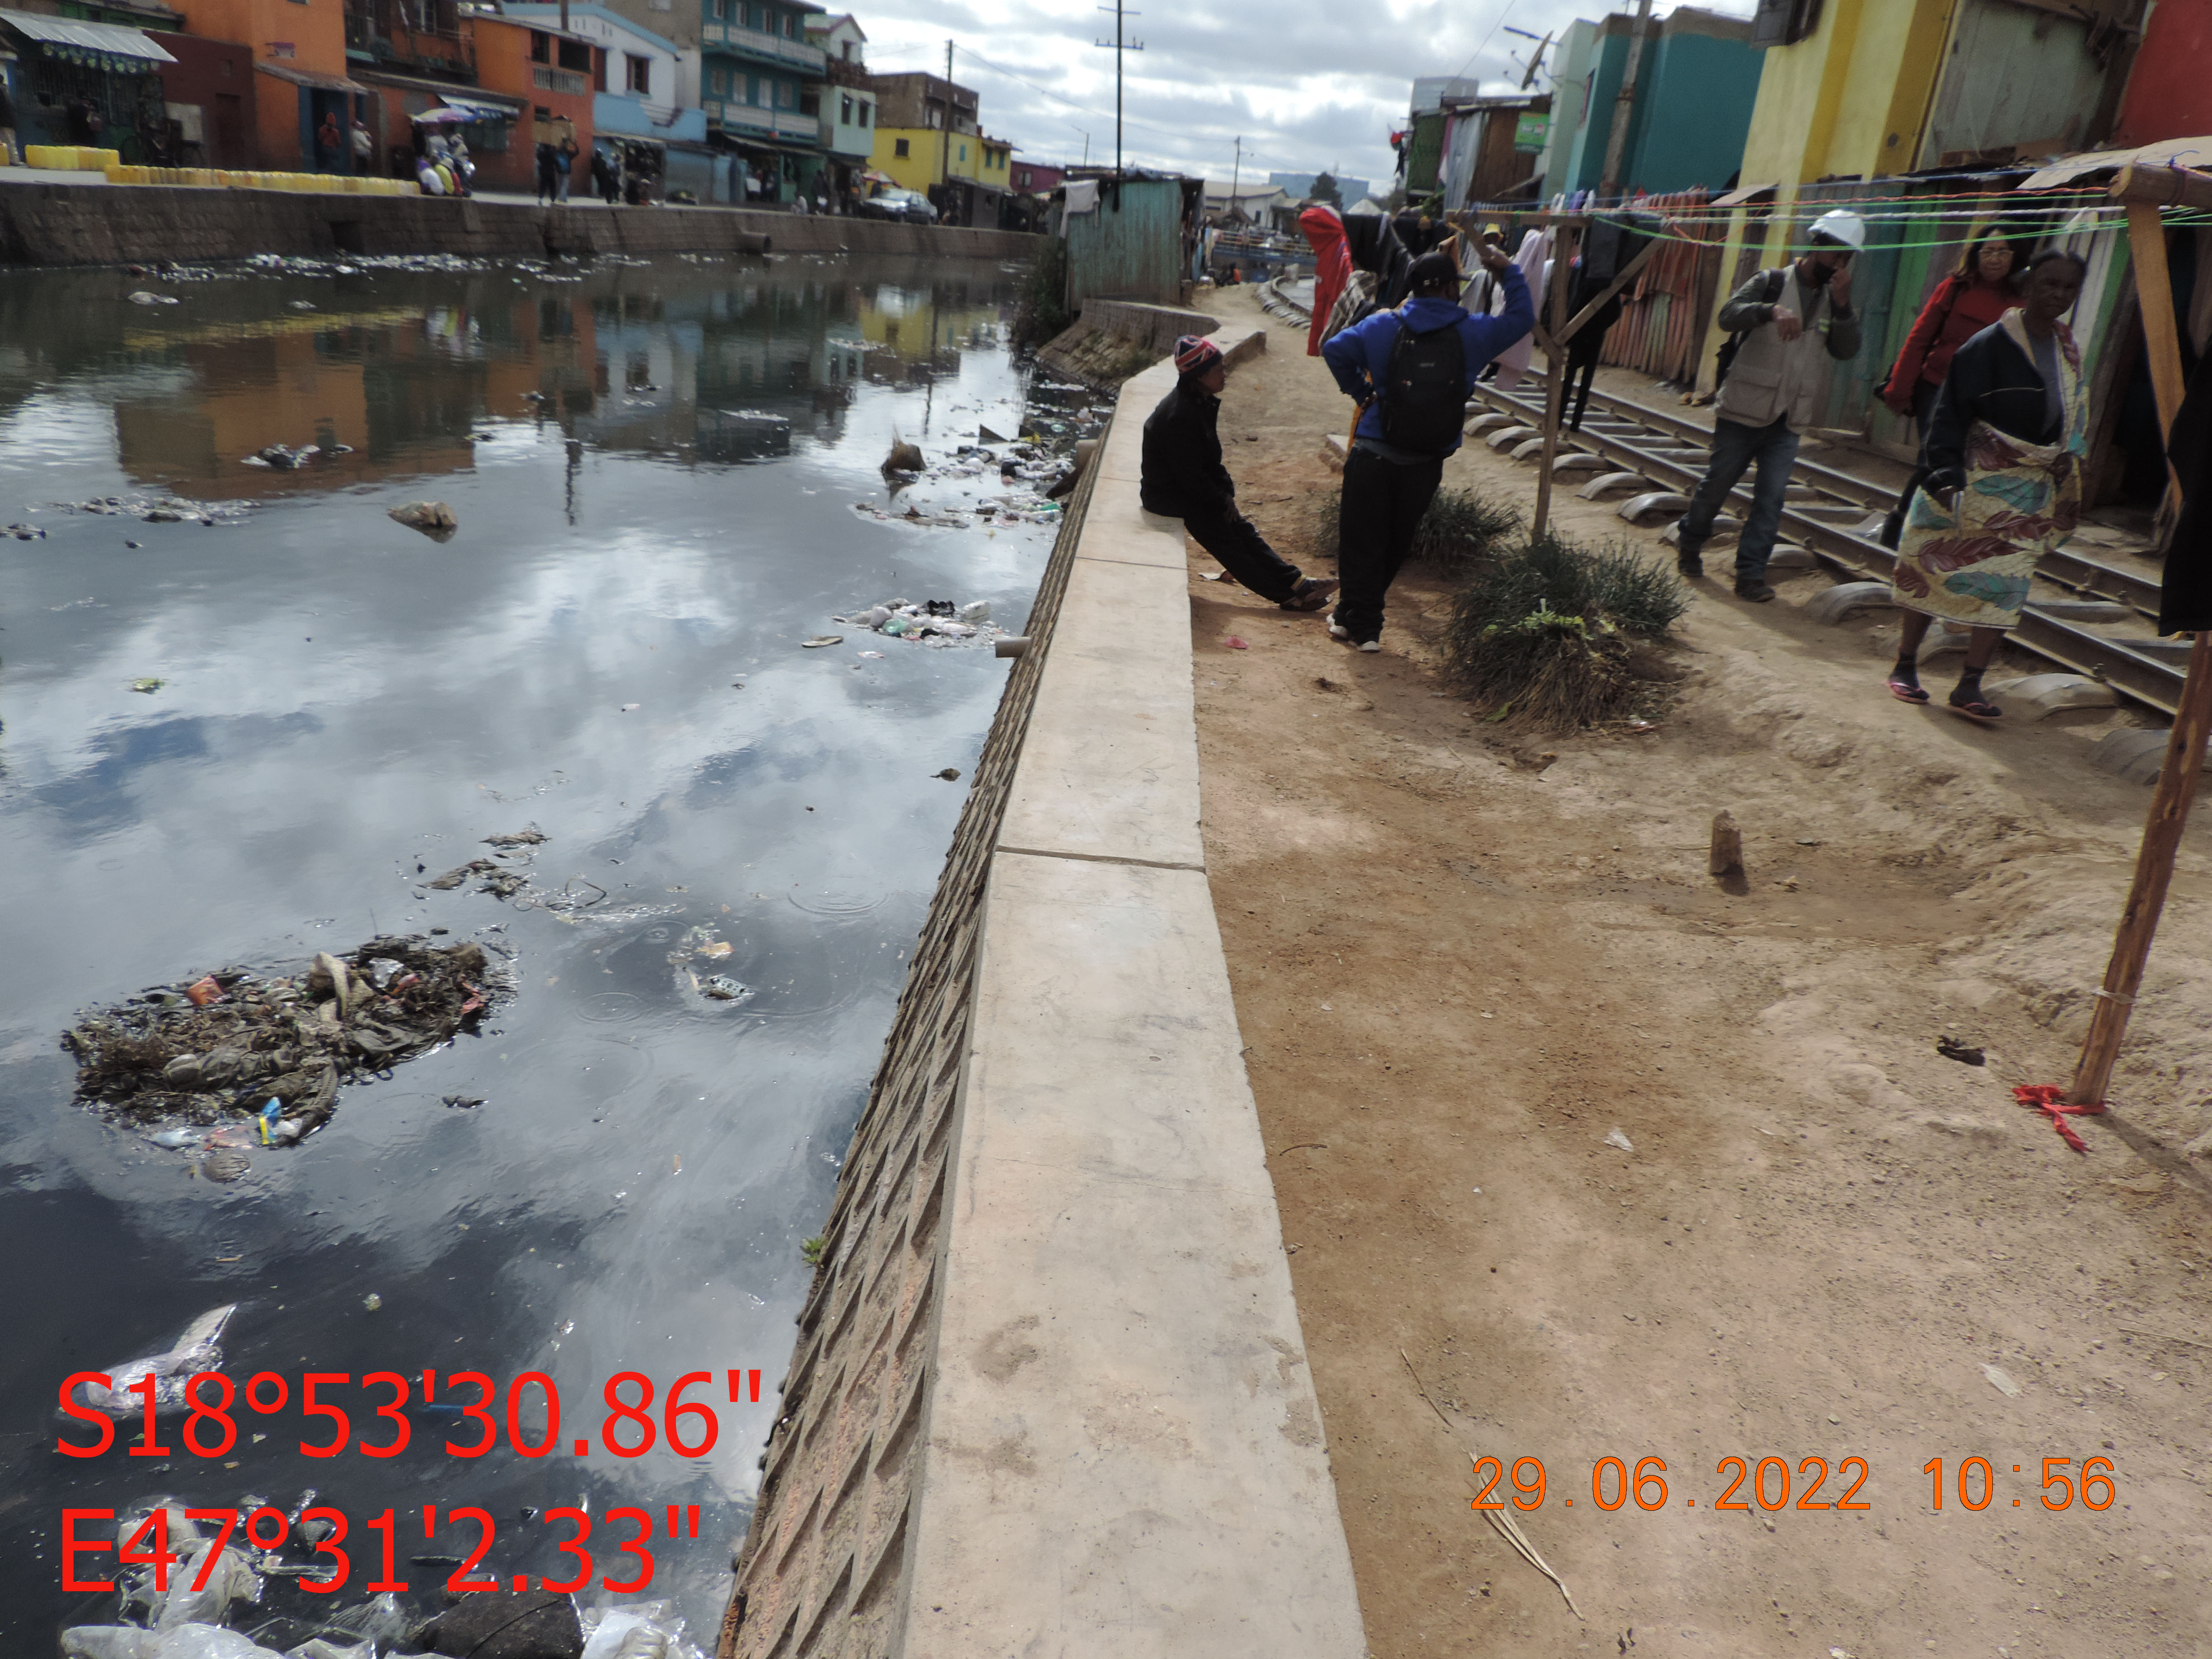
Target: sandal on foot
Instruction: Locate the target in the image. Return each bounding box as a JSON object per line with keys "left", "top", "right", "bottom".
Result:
{"left": 1948, "top": 697, "right": 2002, "bottom": 725}
{"left": 1281, "top": 576, "right": 1340, "bottom": 612}
{"left": 1887, "top": 676, "right": 1930, "bottom": 704}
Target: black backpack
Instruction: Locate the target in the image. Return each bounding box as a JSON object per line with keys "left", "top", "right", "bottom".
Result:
{"left": 1713, "top": 268, "right": 1791, "bottom": 388}
{"left": 1380, "top": 319, "right": 1467, "bottom": 457}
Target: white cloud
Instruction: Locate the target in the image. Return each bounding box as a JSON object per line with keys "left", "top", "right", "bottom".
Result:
{"left": 858, "top": 0, "right": 1757, "bottom": 191}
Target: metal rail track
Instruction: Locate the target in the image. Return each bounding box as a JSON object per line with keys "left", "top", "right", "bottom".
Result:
{"left": 1467, "top": 380, "right": 2186, "bottom": 717}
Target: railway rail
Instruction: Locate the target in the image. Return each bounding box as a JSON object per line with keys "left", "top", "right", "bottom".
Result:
{"left": 1465, "top": 380, "right": 2185, "bottom": 717}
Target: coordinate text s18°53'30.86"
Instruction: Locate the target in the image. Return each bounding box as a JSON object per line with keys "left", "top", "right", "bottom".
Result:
{"left": 56, "top": 1368, "right": 765, "bottom": 1460}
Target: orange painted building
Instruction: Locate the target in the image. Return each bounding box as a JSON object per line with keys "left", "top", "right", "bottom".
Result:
{"left": 187, "top": 0, "right": 369, "bottom": 173}
{"left": 465, "top": 13, "right": 599, "bottom": 196}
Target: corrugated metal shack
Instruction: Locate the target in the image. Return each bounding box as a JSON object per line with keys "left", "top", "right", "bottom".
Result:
{"left": 1050, "top": 174, "right": 1200, "bottom": 310}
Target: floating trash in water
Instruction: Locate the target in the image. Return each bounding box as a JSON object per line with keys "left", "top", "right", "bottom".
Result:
{"left": 801, "top": 635, "right": 844, "bottom": 649}
{"left": 64, "top": 936, "right": 507, "bottom": 1144}
{"left": 700, "top": 975, "right": 751, "bottom": 1002}
{"left": 831, "top": 597, "right": 1005, "bottom": 648}
{"left": 131, "top": 678, "right": 164, "bottom": 694}
{"left": 65, "top": 1303, "right": 235, "bottom": 1419}
{"left": 362, "top": 1293, "right": 382, "bottom": 1312}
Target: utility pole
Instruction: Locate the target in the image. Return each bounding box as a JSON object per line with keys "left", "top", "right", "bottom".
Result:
{"left": 942, "top": 38, "right": 953, "bottom": 195}
{"left": 1093, "top": 1, "right": 1142, "bottom": 177}
{"left": 1598, "top": 0, "right": 1654, "bottom": 202}
{"left": 1229, "top": 135, "right": 1240, "bottom": 213}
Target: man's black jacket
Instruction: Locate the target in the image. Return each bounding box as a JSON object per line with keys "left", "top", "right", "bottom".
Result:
{"left": 1139, "top": 378, "right": 1235, "bottom": 518}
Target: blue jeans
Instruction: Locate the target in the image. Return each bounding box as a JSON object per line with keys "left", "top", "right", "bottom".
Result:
{"left": 1676, "top": 414, "right": 1799, "bottom": 582}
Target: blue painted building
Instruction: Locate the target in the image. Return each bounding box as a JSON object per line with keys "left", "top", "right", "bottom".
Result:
{"left": 1553, "top": 5, "right": 1761, "bottom": 200}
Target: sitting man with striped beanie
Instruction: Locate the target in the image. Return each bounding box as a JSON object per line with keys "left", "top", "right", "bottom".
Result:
{"left": 1140, "top": 333, "right": 1339, "bottom": 611}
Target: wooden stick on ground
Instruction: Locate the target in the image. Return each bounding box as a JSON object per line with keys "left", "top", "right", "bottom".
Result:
{"left": 2067, "top": 178, "right": 2212, "bottom": 1106}
{"left": 1399, "top": 1348, "right": 1583, "bottom": 1619}
{"left": 1531, "top": 225, "right": 1579, "bottom": 538}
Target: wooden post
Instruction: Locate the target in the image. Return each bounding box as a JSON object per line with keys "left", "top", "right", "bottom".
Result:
{"left": 2065, "top": 175, "right": 2211, "bottom": 1105}
{"left": 1531, "top": 225, "right": 1578, "bottom": 538}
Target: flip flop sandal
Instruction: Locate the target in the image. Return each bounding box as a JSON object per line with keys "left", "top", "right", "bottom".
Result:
{"left": 1948, "top": 698, "right": 2003, "bottom": 725}
{"left": 1281, "top": 577, "right": 1340, "bottom": 612}
{"left": 1887, "top": 677, "right": 1931, "bottom": 704}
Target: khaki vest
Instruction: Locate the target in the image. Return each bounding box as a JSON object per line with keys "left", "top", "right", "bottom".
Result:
{"left": 1715, "top": 271, "right": 1841, "bottom": 431}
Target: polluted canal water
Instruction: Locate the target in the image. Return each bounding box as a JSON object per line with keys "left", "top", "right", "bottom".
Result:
{"left": 0, "top": 252, "right": 1088, "bottom": 1653}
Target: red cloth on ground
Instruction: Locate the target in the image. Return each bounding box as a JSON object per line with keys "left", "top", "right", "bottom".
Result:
{"left": 1298, "top": 204, "right": 1350, "bottom": 358}
{"left": 2012, "top": 1083, "right": 2105, "bottom": 1153}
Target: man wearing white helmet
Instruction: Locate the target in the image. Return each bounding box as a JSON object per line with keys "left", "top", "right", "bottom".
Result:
{"left": 1674, "top": 207, "right": 1865, "bottom": 600}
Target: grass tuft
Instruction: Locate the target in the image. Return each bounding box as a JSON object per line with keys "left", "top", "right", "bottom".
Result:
{"left": 1444, "top": 532, "right": 1688, "bottom": 729}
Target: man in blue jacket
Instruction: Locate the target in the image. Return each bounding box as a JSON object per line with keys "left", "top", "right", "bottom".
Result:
{"left": 1322, "top": 245, "right": 1533, "bottom": 650}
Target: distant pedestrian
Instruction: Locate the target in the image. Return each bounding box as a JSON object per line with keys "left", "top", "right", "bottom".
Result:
{"left": 316, "top": 110, "right": 342, "bottom": 172}
{"left": 536, "top": 140, "right": 558, "bottom": 206}
{"left": 556, "top": 135, "right": 578, "bottom": 202}
{"left": 1673, "top": 208, "right": 1866, "bottom": 601}
{"left": 1876, "top": 230, "right": 2022, "bottom": 546}
{"left": 1563, "top": 260, "right": 1624, "bottom": 431}
{"left": 0, "top": 75, "right": 18, "bottom": 168}
{"left": 1886, "top": 249, "right": 2090, "bottom": 723}
{"left": 1321, "top": 243, "right": 1533, "bottom": 651}
{"left": 1141, "top": 335, "right": 1340, "bottom": 613}
{"left": 351, "top": 116, "right": 373, "bottom": 172}
{"left": 591, "top": 145, "right": 615, "bottom": 204}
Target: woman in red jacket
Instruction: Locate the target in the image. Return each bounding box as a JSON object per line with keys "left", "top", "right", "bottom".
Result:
{"left": 1878, "top": 231, "right": 2023, "bottom": 547}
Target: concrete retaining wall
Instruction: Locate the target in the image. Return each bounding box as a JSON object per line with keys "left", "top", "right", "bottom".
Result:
{"left": 0, "top": 181, "right": 1041, "bottom": 266}
{"left": 719, "top": 341, "right": 1365, "bottom": 1659}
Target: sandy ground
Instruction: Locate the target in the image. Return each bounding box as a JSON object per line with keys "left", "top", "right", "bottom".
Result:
{"left": 1186, "top": 287, "right": 2212, "bottom": 1658}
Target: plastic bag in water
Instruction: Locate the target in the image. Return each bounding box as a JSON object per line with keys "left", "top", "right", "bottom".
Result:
{"left": 577, "top": 1601, "right": 706, "bottom": 1659}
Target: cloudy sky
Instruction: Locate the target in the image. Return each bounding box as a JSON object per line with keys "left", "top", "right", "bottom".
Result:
{"left": 855, "top": 0, "right": 1753, "bottom": 192}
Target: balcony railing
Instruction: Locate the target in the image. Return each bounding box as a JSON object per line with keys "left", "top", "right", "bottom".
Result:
{"left": 533, "top": 65, "right": 589, "bottom": 95}
{"left": 704, "top": 101, "right": 820, "bottom": 141}
{"left": 701, "top": 23, "right": 824, "bottom": 71}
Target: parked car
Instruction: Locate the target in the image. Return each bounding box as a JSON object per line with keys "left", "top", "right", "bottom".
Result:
{"left": 858, "top": 188, "right": 937, "bottom": 224}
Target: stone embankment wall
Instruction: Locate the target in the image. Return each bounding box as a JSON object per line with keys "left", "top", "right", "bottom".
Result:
{"left": 716, "top": 334, "right": 1366, "bottom": 1659}
{"left": 0, "top": 182, "right": 1040, "bottom": 266}
{"left": 1035, "top": 300, "right": 1232, "bottom": 389}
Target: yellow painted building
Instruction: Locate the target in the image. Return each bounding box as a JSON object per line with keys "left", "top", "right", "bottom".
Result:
{"left": 1736, "top": 0, "right": 1952, "bottom": 197}
{"left": 867, "top": 127, "right": 1012, "bottom": 193}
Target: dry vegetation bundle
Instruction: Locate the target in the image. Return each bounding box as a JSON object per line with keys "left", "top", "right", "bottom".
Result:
{"left": 1443, "top": 532, "right": 1689, "bottom": 730}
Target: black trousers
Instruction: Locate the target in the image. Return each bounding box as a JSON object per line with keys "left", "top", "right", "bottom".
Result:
{"left": 1336, "top": 446, "right": 1444, "bottom": 642}
{"left": 1567, "top": 334, "right": 1603, "bottom": 431}
{"left": 1183, "top": 505, "right": 1304, "bottom": 604}
{"left": 1880, "top": 378, "right": 1942, "bottom": 548}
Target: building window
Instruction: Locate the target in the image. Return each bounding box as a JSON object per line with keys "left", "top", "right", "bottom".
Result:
{"left": 781, "top": 12, "right": 794, "bottom": 34}
{"left": 777, "top": 78, "right": 794, "bottom": 107}
{"left": 858, "top": 99, "right": 869, "bottom": 126}
{"left": 894, "top": 136, "right": 908, "bottom": 158}
{"left": 530, "top": 30, "right": 550, "bottom": 61}
{"left": 711, "top": 65, "right": 728, "bottom": 94}
{"left": 840, "top": 39, "right": 851, "bottom": 59}
{"left": 626, "top": 53, "right": 650, "bottom": 94}
{"left": 958, "top": 142, "right": 966, "bottom": 162}
{"left": 839, "top": 93, "right": 851, "bottom": 123}
{"left": 593, "top": 49, "right": 607, "bottom": 90}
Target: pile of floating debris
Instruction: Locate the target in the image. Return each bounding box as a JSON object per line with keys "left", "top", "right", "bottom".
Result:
{"left": 53, "top": 495, "right": 257, "bottom": 525}
{"left": 63, "top": 933, "right": 505, "bottom": 1147}
{"left": 830, "top": 596, "right": 1001, "bottom": 646}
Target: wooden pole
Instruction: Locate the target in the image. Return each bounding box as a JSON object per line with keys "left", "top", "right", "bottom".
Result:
{"left": 1531, "top": 225, "right": 1577, "bottom": 538}
{"left": 2066, "top": 180, "right": 2209, "bottom": 1105}
{"left": 2069, "top": 635, "right": 2212, "bottom": 1105}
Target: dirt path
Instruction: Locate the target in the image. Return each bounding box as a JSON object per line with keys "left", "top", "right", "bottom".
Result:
{"left": 1188, "top": 288, "right": 2212, "bottom": 1658}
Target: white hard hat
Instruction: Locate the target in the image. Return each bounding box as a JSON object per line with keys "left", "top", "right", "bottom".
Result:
{"left": 1808, "top": 208, "right": 1867, "bottom": 253}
